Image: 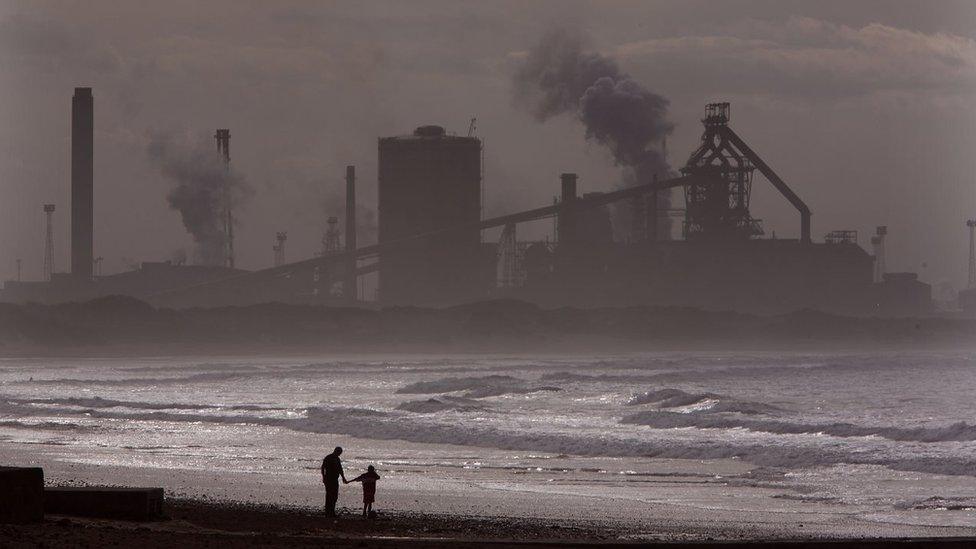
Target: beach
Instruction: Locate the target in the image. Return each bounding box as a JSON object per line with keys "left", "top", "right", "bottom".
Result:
{"left": 4, "top": 351, "right": 976, "bottom": 544}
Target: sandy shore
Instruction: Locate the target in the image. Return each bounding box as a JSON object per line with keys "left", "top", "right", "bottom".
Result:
{"left": 3, "top": 497, "right": 976, "bottom": 548}
{"left": 8, "top": 438, "right": 976, "bottom": 546}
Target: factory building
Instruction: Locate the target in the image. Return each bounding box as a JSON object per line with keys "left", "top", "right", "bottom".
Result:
{"left": 0, "top": 92, "right": 939, "bottom": 316}
{"left": 377, "top": 125, "right": 492, "bottom": 305}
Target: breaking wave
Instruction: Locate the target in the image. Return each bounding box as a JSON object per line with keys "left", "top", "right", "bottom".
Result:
{"left": 621, "top": 410, "right": 976, "bottom": 443}
{"left": 396, "top": 375, "right": 561, "bottom": 398}
{"left": 396, "top": 396, "right": 490, "bottom": 414}
{"left": 627, "top": 388, "right": 785, "bottom": 415}
{"left": 289, "top": 407, "right": 976, "bottom": 478}
{"left": 8, "top": 396, "right": 283, "bottom": 412}
{"left": 9, "top": 397, "right": 976, "bottom": 478}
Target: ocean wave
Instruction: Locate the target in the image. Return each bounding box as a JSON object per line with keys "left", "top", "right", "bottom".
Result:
{"left": 540, "top": 372, "right": 659, "bottom": 384}
{"left": 396, "top": 397, "right": 490, "bottom": 414}
{"left": 0, "top": 420, "right": 104, "bottom": 433}
{"left": 627, "top": 388, "right": 784, "bottom": 415}
{"left": 288, "top": 407, "right": 976, "bottom": 478}
{"left": 395, "top": 375, "right": 561, "bottom": 398}
{"left": 12, "top": 371, "right": 252, "bottom": 386}
{"left": 621, "top": 410, "right": 976, "bottom": 443}
{"left": 13, "top": 400, "right": 976, "bottom": 478}
{"left": 8, "top": 396, "right": 284, "bottom": 413}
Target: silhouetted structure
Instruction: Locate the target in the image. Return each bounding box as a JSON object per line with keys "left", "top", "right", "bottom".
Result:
{"left": 322, "top": 216, "right": 341, "bottom": 255}
{"left": 378, "top": 125, "right": 489, "bottom": 304}
{"left": 43, "top": 204, "right": 56, "bottom": 281}
{"left": 968, "top": 220, "right": 975, "bottom": 289}
{"left": 215, "top": 129, "right": 234, "bottom": 268}
{"left": 1, "top": 99, "right": 935, "bottom": 316}
{"left": 960, "top": 220, "right": 976, "bottom": 314}
{"left": 71, "top": 87, "right": 94, "bottom": 280}
{"left": 870, "top": 272, "right": 932, "bottom": 316}
{"left": 273, "top": 232, "right": 287, "bottom": 267}
{"left": 681, "top": 103, "right": 811, "bottom": 243}
{"left": 871, "top": 226, "right": 888, "bottom": 283}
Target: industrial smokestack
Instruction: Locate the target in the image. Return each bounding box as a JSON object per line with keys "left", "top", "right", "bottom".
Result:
{"left": 214, "top": 129, "right": 233, "bottom": 268}
{"left": 71, "top": 87, "right": 93, "bottom": 280}
{"left": 344, "top": 165, "right": 357, "bottom": 300}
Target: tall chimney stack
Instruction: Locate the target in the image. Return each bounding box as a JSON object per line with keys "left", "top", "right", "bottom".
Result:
{"left": 71, "top": 87, "right": 93, "bottom": 280}
{"left": 344, "top": 165, "right": 357, "bottom": 301}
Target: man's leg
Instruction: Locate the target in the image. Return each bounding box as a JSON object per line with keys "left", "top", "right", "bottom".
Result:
{"left": 325, "top": 482, "right": 339, "bottom": 516}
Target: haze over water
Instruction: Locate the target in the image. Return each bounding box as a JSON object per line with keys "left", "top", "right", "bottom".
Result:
{"left": 3, "top": 351, "right": 976, "bottom": 528}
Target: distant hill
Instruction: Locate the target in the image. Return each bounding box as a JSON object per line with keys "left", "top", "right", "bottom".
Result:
{"left": 0, "top": 296, "right": 972, "bottom": 355}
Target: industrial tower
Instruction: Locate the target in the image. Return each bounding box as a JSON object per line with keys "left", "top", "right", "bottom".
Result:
{"left": 43, "top": 204, "right": 55, "bottom": 281}
{"left": 871, "top": 226, "right": 887, "bottom": 283}
{"left": 681, "top": 103, "right": 811, "bottom": 243}
{"left": 71, "top": 87, "right": 94, "bottom": 280}
{"left": 214, "top": 129, "right": 234, "bottom": 268}
{"left": 968, "top": 219, "right": 975, "bottom": 289}
{"left": 322, "top": 217, "right": 341, "bottom": 255}
{"left": 273, "top": 231, "right": 287, "bottom": 267}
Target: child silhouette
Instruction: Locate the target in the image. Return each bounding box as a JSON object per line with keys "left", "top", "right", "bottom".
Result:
{"left": 350, "top": 465, "right": 381, "bottom": 518}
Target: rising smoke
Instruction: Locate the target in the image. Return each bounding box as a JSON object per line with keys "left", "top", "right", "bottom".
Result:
{"left": 146, "top": 131, "right": 252, "bottom": 266}
{"left": 513, "top": 29, "right": 675, "bottom": 239}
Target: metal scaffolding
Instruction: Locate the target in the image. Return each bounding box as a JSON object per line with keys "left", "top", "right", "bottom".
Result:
{"left": 681, "top": 103, "right": 811, "bottom": 243}
{"left": 322, "top": 216, "right": 341, "bottom": 255}
{"left": 497, "top": 223, "right": 525, "bottom": 288}
{"left": 273, "top": 231, "right": 287, "bottom": 267}
{"left": 871, "top": 226, "right": 887, "bottom": 284}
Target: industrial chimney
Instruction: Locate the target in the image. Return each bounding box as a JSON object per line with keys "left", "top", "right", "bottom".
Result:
{"left": 967, "top": 219, "right": 975, "bottom": 289}
{"left": 71, "top": 87, "right": 93, "bottom": 280}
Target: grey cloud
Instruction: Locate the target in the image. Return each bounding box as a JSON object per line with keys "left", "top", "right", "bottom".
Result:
{"left": 616, "top": 17, "right": 976, "bottom": 98}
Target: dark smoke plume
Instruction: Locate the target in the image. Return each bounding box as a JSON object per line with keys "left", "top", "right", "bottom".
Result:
{"left": 513, "top": 29, "right": 675, "bottom": 238}
{"left": 147, "top": 131, "right": 252, "bottom": 265}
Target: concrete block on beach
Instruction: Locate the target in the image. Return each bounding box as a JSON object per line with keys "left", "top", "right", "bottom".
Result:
{"left": 44, "top": 487, "right": 164, "bottom": 521}
{"left": 0, "top": 466, "right": 44, "bottom": 523}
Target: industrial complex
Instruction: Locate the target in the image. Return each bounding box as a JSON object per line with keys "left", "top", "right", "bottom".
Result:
{"left": 2, "top": 88, "right": 971, "bottom": 316}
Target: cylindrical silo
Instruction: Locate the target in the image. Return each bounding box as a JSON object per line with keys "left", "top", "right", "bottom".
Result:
{"left": 378, "top": 125, "right": 483, "bottom": 305}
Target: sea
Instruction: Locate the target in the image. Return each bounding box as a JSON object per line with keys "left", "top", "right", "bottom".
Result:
{"left": 3, "top": 351, "right": 976, "bottom": 529}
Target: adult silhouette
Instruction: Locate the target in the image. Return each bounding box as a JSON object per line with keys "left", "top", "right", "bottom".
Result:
{"left": 321, "top": 446, "right": 348, "bottom": 517}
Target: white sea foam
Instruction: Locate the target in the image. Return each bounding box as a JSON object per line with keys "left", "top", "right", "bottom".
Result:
{"left": 621, "top": 411, "right": 976, "bottom": 443}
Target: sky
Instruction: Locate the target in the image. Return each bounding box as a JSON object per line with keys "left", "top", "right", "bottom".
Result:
{"left": 1, "top": 0, "right": 974, "bottom": 293}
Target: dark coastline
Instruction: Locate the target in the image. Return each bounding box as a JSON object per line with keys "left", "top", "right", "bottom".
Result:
{"left": 0, "top": 296, "right": 973, "bottom": 356}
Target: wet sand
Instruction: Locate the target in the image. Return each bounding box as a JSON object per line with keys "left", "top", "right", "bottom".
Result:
{"left": 9, "top": 440, "right": 976, "bottom": 545}
{"left": 4, "top": 498, "right": 976, "bottom": 548}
